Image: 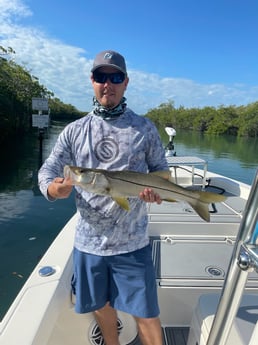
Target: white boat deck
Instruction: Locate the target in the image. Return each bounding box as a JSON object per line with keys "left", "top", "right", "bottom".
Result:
{"left": 0, "top": 167, "right": 257, "bottom": 345}
{"left": 146, "top": 168, "right": 257, "bottom": 345}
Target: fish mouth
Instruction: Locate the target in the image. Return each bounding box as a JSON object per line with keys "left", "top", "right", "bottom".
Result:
{"left": 63, "top": 165, "right": 72, "bottom": 178}
{"left": 64, "top": 165, "right": 81, "bottom": 182}
{"left": 64, "top": 166, "right": 95, "bottom": 185}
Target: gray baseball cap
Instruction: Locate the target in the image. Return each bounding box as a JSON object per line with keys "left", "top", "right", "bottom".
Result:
{"left": 91, "top": 50, "right": 127, "bottom": 74}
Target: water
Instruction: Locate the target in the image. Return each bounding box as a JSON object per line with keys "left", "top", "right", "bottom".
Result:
{"left": 0, "top": 122, "right": 257, "bottom": 320}
{"left": 0, "top": 123, "right": 76, "bottom": 320}
{"left": 159, "top": 128, "right": 257, "bottom": 185}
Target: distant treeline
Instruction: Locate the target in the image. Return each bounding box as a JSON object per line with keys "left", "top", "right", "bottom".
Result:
{"left": 1, "top": 46, "right": 257, "bottom": 143}
{"left": 0, "top": 46, "right": 85, "bottom": 143}
{"left": 145, "top": 101, "right": 258, "bottom": 137}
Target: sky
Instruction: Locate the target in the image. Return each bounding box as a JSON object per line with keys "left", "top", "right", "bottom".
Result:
{"left": 0, "top": 0, "right": 258, "bottom": 114}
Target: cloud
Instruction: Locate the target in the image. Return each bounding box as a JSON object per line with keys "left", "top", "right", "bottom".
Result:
{"left": 1, "top": 0, "right": 257, "bottom": 114}
{"left": 0, "top": 0, "right": 31, "bottom": 20}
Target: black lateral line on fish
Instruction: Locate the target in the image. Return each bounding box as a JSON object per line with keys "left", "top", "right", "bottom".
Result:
{"left": 108, "top": 175, "right": 200, "bottom": 201}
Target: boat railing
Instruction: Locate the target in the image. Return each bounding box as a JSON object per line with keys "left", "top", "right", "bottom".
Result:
{"left": 207, "top": 169, "right": 258, "bottom": 345}
{"left": 166, "top": 156, "right": 208, "bottom": 190}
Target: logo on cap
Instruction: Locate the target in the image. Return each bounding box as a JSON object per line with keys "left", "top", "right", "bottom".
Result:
{"left": 103, "top": 53, "right": 113, "bottom": 60}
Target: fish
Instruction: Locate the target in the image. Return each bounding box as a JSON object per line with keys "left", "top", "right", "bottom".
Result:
{"left": 63, "top": 165, "right": 227, "bottom": 222}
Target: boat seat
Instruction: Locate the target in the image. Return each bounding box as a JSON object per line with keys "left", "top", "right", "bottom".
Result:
{"left": 187, "top": 294, "right": 258, "bottom": 345}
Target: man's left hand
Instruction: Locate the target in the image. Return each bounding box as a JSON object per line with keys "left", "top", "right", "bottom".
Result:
{"left": 139, "top": 188, "right": 162, "bottom": 204}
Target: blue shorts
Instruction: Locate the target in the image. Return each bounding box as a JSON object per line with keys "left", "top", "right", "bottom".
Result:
{"left": 71, "top": 245, "right": 159, "bottom": 318}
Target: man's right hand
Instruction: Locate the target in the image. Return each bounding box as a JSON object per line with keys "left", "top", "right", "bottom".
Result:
{"left": 47, "top": 177, "right": 73, "bottom": 199}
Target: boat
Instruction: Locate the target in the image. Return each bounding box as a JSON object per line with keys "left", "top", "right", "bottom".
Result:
{"left": 0, "top": 129, "right": 257, "bottom": 345}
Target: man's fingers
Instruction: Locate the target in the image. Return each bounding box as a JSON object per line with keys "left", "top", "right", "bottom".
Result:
{"left": 139, "top": 188, "right": 162, "bottom": 204}
{"left": 53, "top": 177, "right": 65, "bottom": 183}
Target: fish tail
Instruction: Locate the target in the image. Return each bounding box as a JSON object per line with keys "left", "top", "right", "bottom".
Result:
{"left": 198, "top": 190, "right": 227, "bottom": 204}
{"left": 189, "top": 191, "right": 226, "bottom": 222}
{"left": 188, "top": 200, "right": 211, "bottom": 222}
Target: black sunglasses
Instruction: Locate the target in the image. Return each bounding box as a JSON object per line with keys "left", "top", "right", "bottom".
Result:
{"left": 93, "top": 72, "right": 126, "bottom": 84}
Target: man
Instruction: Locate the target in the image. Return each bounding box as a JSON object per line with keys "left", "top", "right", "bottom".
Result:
{"left": 38, "top": 50, "right": 169, "bottom": 345}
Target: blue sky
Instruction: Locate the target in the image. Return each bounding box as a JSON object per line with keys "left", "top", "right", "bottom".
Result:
{"left": 1, "top": 0, "right": 258, "bottom": 113}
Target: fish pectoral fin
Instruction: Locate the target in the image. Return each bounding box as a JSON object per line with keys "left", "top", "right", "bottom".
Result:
{"left": 113, "top": 197, "right": 130, "bottom": 211}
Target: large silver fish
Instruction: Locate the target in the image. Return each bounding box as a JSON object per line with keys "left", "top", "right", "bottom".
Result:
{"left": 64, "top": 165, "right": 226, "bottom": 222}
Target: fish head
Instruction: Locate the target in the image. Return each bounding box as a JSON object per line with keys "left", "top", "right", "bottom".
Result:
{"left": 63, "top": 166, "right": 110, "bottom": 194}
{"left": 64, "top": 166, "right": 95, "bottom": 185}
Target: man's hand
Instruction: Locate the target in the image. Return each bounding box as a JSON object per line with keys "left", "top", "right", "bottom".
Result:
{"left": 47, "top": 177, "right": 73, "bottom": 200}
{"left": 139, "top": 188, "right": 162, "bottom": 204}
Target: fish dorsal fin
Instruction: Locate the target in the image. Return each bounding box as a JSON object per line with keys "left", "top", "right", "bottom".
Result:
{"left": 113, "top": 197, "right": 130, "bottom": 211}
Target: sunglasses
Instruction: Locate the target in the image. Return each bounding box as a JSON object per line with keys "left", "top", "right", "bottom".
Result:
{"left": 93, "top": 72, "right": 126, "bottom": 84}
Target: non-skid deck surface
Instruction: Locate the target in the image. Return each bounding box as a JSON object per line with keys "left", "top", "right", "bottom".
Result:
{"left": 130, "top": 327, "right": 189, "bottom": 345}
{"left": 163, "top": 327, "right": 189, "bottom": 345}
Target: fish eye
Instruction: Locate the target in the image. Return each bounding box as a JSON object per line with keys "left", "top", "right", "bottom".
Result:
{"left": 74, "top": 168, "right": 84, "bottom": 175}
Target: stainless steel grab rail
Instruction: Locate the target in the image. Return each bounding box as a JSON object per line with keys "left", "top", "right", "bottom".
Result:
{"left": 206, "top": 170, "right": 258, "bottom": 345}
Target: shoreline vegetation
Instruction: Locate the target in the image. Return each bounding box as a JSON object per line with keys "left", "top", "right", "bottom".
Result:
{"left": 145, "top": 100, "right": 258, "bottom": 138}
{"left": 1, "top": 46, "right": 258, "bottom": 144}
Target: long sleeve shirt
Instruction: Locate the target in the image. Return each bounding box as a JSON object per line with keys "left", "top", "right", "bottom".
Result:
{"left": 38, "top": 108, "right": 168, "bottom": 255}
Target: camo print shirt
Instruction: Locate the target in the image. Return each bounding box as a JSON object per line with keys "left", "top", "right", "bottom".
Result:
{"left": 38, "top": 108, "right": 169, "bottom": 255}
